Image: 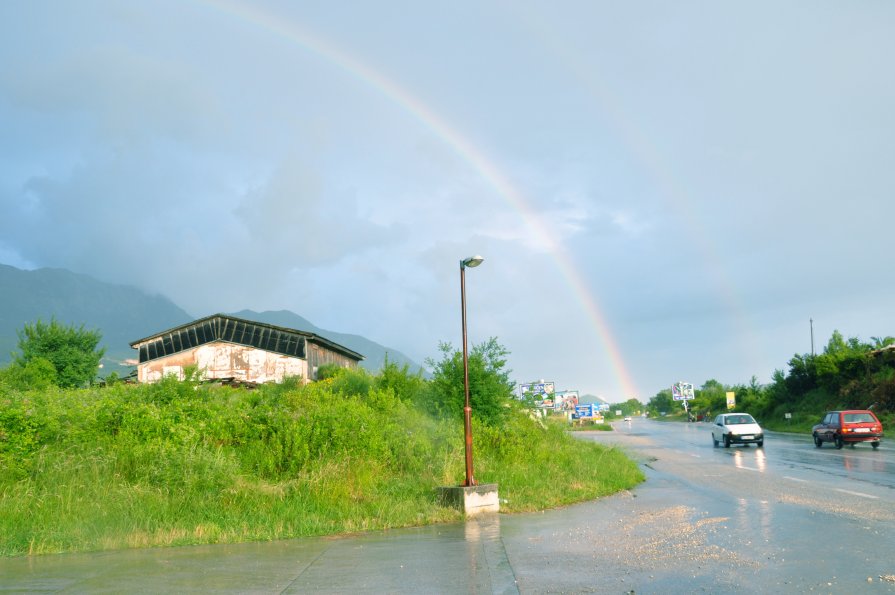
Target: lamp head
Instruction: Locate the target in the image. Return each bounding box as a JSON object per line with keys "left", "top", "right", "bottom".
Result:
{"left": 461, "top": 255, "right": 485, "bottom": 269}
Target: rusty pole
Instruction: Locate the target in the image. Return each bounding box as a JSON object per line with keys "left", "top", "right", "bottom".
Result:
{"left": 460, "top": 255, "right": 483, "bottom": 487}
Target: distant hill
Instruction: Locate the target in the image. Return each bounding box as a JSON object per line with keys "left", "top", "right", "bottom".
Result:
{"left": 228, "top": 309, "right": 424, "bottom": 374}
{"left": 579, "top": 394, "right": 610, "bottom": 406}
{"left": 0, "top": 264, "right": 424, "bottom": 376}
{"left": 0, "top": 264, "right": 192, "bottom": 371}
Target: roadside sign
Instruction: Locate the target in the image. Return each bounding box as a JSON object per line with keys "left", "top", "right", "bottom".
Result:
{"left": 726, "top": 391, "right": 736, "bottom": 410}
{"left": 520, "top": 381, "right": 556, "bottom": 409}
{"left": 574, "top": 404, "right": 595, "bottom": 419}
{"left": 672, "top": 382, "right": 694, "bottom": 401}
{"left": 554, "top": 390, "right": 579, "bottom": 411}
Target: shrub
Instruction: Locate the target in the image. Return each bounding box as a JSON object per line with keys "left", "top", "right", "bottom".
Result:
{"left": 426, "top": 338, "right": 515, "bottom": 425}
{"left": 11, "top": 319, "right": 105, "bottom": 388}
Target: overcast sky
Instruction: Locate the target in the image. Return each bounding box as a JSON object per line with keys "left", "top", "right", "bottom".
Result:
{"left": 2, "top": 1, "right": 894, "bottom": 402}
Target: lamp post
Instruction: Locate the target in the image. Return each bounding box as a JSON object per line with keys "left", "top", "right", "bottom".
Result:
{"left": 460, "top": 254, "right": 484, "bottom": 487}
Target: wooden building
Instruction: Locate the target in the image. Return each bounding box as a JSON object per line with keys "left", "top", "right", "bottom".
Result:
{"left": 129, "top": 314, "right": 364, "bottom": 384}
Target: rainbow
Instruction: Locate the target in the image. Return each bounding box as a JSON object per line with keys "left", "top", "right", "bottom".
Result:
{"left": 197, "top": 0, "right": 640, "bottom": 399}
{"left": 511, "top": 5, "right": 763, "bottom": 375}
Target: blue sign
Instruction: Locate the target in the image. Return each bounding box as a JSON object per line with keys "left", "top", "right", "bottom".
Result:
{"left": 575, "top": 404, "right": 595, "bottom": 418}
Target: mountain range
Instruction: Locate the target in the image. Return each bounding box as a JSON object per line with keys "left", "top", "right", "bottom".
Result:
{"left": 0, "top": 264, "right": 423, "bottom": 375}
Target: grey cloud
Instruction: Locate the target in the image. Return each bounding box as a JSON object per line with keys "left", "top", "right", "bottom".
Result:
{"left": 2, "top": 46, "right": 223, "bottom": 146}
{"left": 233, "top": 156, "right": 399, "bottom": 268}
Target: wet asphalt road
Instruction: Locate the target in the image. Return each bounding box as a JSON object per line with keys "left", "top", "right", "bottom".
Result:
{"left": 2, "top": 418, "right": 893, "bottom": 594}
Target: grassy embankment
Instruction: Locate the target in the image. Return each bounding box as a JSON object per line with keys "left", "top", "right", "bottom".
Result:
{"left": 0, "top": 375, "right": 643, "bottom": 556}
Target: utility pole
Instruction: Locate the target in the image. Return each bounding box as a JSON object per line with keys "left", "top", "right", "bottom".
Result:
{"left": 810, "top": 318, "right": 815, "bottom": 357}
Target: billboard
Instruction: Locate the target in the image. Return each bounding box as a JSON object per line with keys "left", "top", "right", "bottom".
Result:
{"left": 574, "top": 403, "right": 596, "bottom": 419}
{"left": 520, "top": 381, "right": 556, "bottom": 409}
{"left": 672, "top": 382, "right": 695, "bottom": 401}
{"left": 726, "top": 391, "right": 736, "bottom": 410}
{"left": 554, "top": 390, "right": 579, "bottom": 411}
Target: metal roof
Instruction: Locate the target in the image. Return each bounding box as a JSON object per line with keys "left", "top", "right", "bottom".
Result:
{"left": 130, "top": 313, "right": 365, "bottom": 363}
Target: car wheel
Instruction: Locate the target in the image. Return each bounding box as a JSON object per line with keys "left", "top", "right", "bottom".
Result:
{"left": 757, "top": 440, "right": 764, "bottom": 448}
{"left": 724, "top": 435, "right": 730, "bottom": 448}
{"left": 712, "top": 436, "right": 718, "bottom": 447}
{"left": 814, "top": 433, "right": 822, "bottom": 448}
{"left": 872, "top": 441, "right": 880, "bottom": 450}
{"left": 835, "top": 436, "right": 844, "bottom": 449}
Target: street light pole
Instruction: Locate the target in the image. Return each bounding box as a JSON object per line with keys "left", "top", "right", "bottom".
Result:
{"left": 460, "top": 255, "right": 484, "bottom": 487}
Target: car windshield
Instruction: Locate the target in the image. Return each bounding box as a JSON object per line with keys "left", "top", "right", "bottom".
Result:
{"left": 726, "top": 415, "right": 755, "bottom": 425}
{"left": 844, "top": 413, "right": 875, "bottom": 423}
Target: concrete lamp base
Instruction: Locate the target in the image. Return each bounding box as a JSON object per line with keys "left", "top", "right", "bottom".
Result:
{"left": 437, "top": 483, "right": 499, "bottom": 516}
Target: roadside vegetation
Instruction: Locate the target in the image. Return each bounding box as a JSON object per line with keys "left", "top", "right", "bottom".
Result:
{"left": 643, "top": 331, "right": 895, "bottom": 432}
{"left": 0, "top": 325, "right": 643, "bottom": 557}
{"left": 568, "top": 422, "right": 613, "bottom": 432}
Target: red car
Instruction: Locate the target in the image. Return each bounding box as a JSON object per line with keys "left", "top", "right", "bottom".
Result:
{"left": 812, "top": 410, "right": 883, "bottom": 449}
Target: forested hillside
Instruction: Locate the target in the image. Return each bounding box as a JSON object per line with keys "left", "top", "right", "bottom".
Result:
{"left": 0, "top": 265, "right": 191, "bottom": 369}
{"left": 647, "top": 331, "right": 895, "bottom": 428}
{"left": 0, "top": 265, "right": 423, "bottom": 375}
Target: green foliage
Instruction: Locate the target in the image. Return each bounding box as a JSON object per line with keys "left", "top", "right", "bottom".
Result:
{"left": 327, "top": 366, "right": 375, "bottom": 396}
{"left": 649, "top": 389, "right": 673, "bottom": 415}
{"left": 0, "top": 399, "right": 42, "bottom": 480}
{"left": 871, "top": 336, "right": 895, "bottom": 348}
{"left": 479, "top": 416, "right": 644, "bottom": 510}
{"left": 11, "top": 318, "right": 105, "bottom": 388}
{"left": 316, "top": 363, "right": 342, "bottom": 381}
{"left": 645, "top": 329, "right": 895, "bottom": 427}
{"left": 375, "top": 355, "right": 426, "bottom": 403}
{"left": 0, "top": 352, "right": 643, "bottom": 555}
{"left": 0, "top": 356, "right": 58, "bottom": 390}
{"left": 426, "top": 338, "right": 515, "bottom": 425}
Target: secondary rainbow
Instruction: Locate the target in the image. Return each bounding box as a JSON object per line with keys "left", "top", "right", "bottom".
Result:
{"left": 199, "top": 0, "right": 640, "bottom": 399}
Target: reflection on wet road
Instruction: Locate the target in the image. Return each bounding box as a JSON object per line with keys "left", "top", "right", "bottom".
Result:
{"left": 618, "top": 416, "right": 894, "bottom": 491}
{"left": 588, "top": 418, "right": 895, "bottom": 592}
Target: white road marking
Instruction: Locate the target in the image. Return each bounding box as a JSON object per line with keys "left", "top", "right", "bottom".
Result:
{"left": 834, "top": 489, "right": 878, "bottom": 499}
{"left": 738, "top": 466, "right": 760, "bottom": 472}
{"left": 783, "top": 476, "right": 808, "bottom": 483}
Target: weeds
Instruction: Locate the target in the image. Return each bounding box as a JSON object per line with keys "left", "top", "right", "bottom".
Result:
{"left": 0, "top": 369, "right": 643, "bottom": 556}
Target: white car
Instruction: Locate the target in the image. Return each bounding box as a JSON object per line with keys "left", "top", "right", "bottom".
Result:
{"left": 712, "top": 412, "right": 764, "bottom": 448}
{"left": 623, "top": 416, "right": 632, "bottom": 422}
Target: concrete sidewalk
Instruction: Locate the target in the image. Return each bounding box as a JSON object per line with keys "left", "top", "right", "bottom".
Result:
{"left": 0, "top": 469, "right": 737, "bottom": 595}
{"left": 0, "top": 515, "right": 519, "bottom": 594}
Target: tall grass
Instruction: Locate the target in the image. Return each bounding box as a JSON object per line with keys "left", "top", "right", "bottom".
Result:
{"left": 0, "top": 373, "right": 643, "bottom": 556}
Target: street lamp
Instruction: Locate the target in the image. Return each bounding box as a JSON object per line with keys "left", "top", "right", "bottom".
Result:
{"left": 460, "top": 255, "right": 484, "bottom": 487}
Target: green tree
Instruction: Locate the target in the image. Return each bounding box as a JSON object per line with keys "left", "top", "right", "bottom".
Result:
{"left": 11, "top": 319, "right": 105, "bottom": 388}
{"left": 0, "top": 356, "right": 58, "bottom": 391}
{"left": 426, "top": 337, "right": 515, "bottom": 425}
{"left": 610, "top": 398, "right": 643, "bottom": 417}
{"left": 871, "top": 336, "right": 895, "bottom": 349}
{"left": 375, "top": 355, "right": 425, "bottom": 402}
{"left": 696, "top": 379, "right": 726, "bottom": 413}
{"left": 647, "top": 388, "right": 673, "bottom": 415}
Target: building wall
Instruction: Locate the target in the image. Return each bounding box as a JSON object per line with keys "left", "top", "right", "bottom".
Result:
{"left": 307, "top": 342, "right": 360, "bottom": 379}
{"left": 137, "top": 341, "right": 308, "bottom": 384}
